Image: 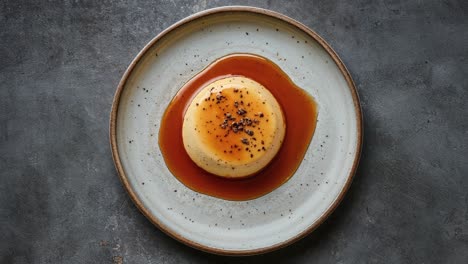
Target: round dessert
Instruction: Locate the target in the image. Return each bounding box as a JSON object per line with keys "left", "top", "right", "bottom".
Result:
{"left": 182, "top": 76, "right": 286, "bottom": 178}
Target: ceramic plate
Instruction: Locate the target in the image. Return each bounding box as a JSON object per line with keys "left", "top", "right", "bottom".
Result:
{"left": 110, "top": 6, "right": 362, "bottom": 255}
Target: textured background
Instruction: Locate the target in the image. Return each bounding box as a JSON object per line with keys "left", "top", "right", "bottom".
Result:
{"left": 1, "top": 0, "right": 467, "bottom": 263}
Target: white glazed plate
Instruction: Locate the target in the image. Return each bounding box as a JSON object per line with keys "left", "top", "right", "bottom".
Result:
{"left": 110, "top": 7, "right": 362, "bottom": 255}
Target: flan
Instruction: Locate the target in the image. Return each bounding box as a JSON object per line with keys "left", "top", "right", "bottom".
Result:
{"left": 182, "top": 76, "right": 286, "bottom": 178}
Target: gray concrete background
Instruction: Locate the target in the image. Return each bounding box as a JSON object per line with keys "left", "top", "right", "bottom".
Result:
{"left": 1, "top": 0, "right": 467, "bottom": 263}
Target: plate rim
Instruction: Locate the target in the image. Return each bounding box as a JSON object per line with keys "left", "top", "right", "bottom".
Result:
{"left": 109, "top": 5, "right": 363, "bottom": 256}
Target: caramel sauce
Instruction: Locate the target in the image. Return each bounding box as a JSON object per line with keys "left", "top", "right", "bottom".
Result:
{"left": 159, "top": 54, "right": 317, "bottom": 200}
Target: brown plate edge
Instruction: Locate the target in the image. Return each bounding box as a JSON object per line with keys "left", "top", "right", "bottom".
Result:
{"left": 109, "top": 5, "right": 363, "bottom": 257}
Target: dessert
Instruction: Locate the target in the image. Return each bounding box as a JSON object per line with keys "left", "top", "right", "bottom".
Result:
{"left": 159, "top": 54, "right": 317, "bottom": 200}
{"left": 182, "top": 76, "right": 286, "bottom": 178}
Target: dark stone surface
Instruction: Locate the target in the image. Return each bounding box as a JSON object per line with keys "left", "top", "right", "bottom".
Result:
{"left": 1, "top": 0, "right": 467, "bottom": 263}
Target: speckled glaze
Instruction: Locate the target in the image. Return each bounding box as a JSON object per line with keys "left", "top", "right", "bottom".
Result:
{"left": 110, "top": 7, "right": 362, "bottom": 255}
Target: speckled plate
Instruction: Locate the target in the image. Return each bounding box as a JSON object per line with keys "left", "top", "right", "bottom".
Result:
{"left": 110, "top": 6, "right": 362, "bottom": 255}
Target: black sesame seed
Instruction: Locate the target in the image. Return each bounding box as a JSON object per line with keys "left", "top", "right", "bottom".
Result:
{"left": 237, "top": 108, "right": 247, "bottom": 115}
